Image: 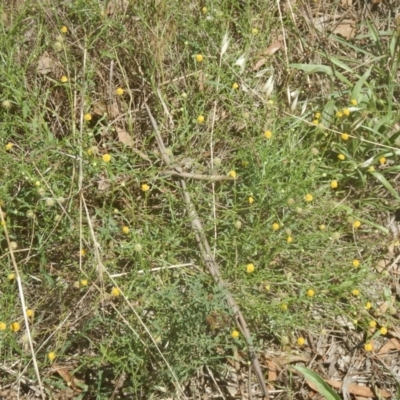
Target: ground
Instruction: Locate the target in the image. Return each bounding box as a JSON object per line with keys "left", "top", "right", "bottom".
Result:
{"left": 0, "top": 0, "right": 400, "bottom": 399}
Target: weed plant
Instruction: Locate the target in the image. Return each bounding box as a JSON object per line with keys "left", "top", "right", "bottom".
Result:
{"left": 1, "top": 0, "right": 399, "bottom": 398}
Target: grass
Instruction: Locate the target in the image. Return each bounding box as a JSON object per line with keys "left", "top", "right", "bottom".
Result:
{"left": 1, "top": 0, "right": 400, "bottom": 398}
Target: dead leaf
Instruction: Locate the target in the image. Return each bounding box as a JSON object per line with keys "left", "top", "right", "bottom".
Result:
{"left": 341, "top": 0, "right": 352, "bottom": 6}
{"left": 93, "top": 101, "right": 120, "bottom": 119}
{"left": 114, "top": 127, "right": 151, "bottom": 162}
{"left": 115, "top": 126, "right": 134, "bottom": 146}
{"left": 389, "top": 326, "right": 400, "bottom": 340}
{"left": 332, "top": 20, "right": 356, "bottom": 40}
{"left": 37, "top": 51, "right": 53, "bottom": 75}
{"left": 378, "top": 338, "right": 400, "bottom": 357}
{"left": 253, "top": 58, "right": 268, "bottom": 71}
{"left": 376, "top": 259, "right": 390, "bottom": 273}
{"left": 93, "top": 101, "right": 107, "bottom": 116}
{"left": 54, "top": 365, "right": 81, "bottom": 392}
{"left": 320, "top": 379, "right": 392, "bottom": 398}
{"left": 107, "top": 102, "right": 120, "bottom": 119}
{"left": 267, "top": 360, "right": 278, "bottom": 381}
{"left": 98, "top": 178, "right": 111, "bottom": 191}
{"left": 263, "top": 41, "right": 282, "bottom": 56}
{"left": 105, "top": 0, "right": 128, "bottom": 15}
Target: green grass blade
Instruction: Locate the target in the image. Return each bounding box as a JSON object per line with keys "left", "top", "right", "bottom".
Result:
{"left": 370, "top": 171, "right": 400, "bottom": 201}
{"left": 351, "top": 66, "right": 372, "bottom": 100}
{"left": 333, "top": 70, "right": 352, "bottom": 86}
{"left": 290, "top": 63, "right": 333, "bottom": 75}
{"left": 293, "top": 366, "right": 341, "bottom": 400}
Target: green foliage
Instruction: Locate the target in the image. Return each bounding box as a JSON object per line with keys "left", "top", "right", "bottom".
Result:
{"left": 0, "top": 0, "right": 399, "bottom": 398}
{"left": 293, "top": 365, "right": 341, "bottom": 400}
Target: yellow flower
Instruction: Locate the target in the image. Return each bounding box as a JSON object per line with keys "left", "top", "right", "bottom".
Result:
{"left": 369, "top": 320, "right": 377, "bottom": 328}
{"left": 272, "top": 223, "right": 280, "bottom": 231}
{"left": 280, "top": 303, "right": 288, "bottom": 311}
{"left": 304, "top": 193, "right": 313, "bottom": 202}
{"left": 48, "top": 351, "right": 57, "bottom": 361}
{"left": 368, "top": 166, "right": 375, "bottom": 172}
{"left": 251, "top": 28, "right": 259, "bottom": 35}
{"left": 122, "top": 226, "right": 130, "bottom": 234}
{"left": 229, "top": 170, "right": 237, "bottom": 178}
{"left": 84, "top": 113, "right": 92, "bottom": 121}
{"left": 336, "top": 111, "right": 343, "bottom": 118}
{"left": 10, "top": 322, "right": 20, "bottom": 332}
{"left": 341, "top": 133, "right": 349, "bottom": 140}
{"left": 111, "top": 287, "right": 121, "bottom": 297}
{"left": 319, "top": 224, "right": 326, "bottom": 231}
{"left": 0, "top": 322, "right": 6, "bottom": 331}
{"left": 330, "top": 180, "right": 338, "bottom": 189}
{"left": 338, "top": 154, "right": 345, "bottom": 160}
{"left": 60, "top": 26, "right": 68, "bottom": 33}
{"left": 297, "top": 337, "right": 305, "bottom": 346}
{"left": 197, "top": 115, "right": 205, "bottom": 123}
{"left": 306, "top": 289, "right": 315, "bottom": 297}
{"left": 287, "top": 236, "right": 293, "bottom": 243}
{"left": 352, "top": 259, "right": 360, "bottom": 267}
{"left": 351, "top": 289, "right": 360, "bottom": 296}
{"left": 365, "top": 302, "right": 372, "bottom": 310}
{"left": 26, "top": 309, "right": 34, "bottom": 318}
{"left": 364, "top": 342, "right": 373, "bottom": 352}
{"left": 246, "top": 263, "right": 255, "bottom": 273}
{"left": 79, "top": 249, "right": 86, "bottom": 257}
{"left": 102, "top": 153, "right": 111, "bottom": 163}
{"left": 202, "top": 6, "right": 207, "bottom": 13}
{"left": 312, "top": 119, "right": 319, "bottom": 125}
{"left": 80, "top": 279, "right": 88, "bottom": 287}
{"left": 8, "top": 273, "right": 15, "bottom": 281}
{"left": 115, "top": 87, "right": 124, "bottom": 96}
{"left": 5, "top": 142, "right": 14, "bottom": 151}
{"left": 141, "top": 183, "right": 150, "bottom": 192}
{"left": 60, "top": 76, "right": 68, "bottom": 83}
{"left": 379, "top": 157, "right": 386, "bottom": 165}
{"left": 380, "top": 327, "right": 387, "bottom": 335}
{"left": 195, "top": 54, "right": 203, "bottom": 62}
{"left": 232, "top": 82, "right": 239, "bottom": 90}
{"left": 231, "top": 330, "right": 240, "bottom": 339}
{"left": 343, "top": 108, "right": 350, "bottom": 116}
{"left": 353, "top": 220, "right": 361, "bottom": 229}
{"left": 264, "top": 130, "right": 272, "bottom": 139}
{"left": 248, "top": 196, "right": 254, "bottom": 204}
{"left": 350, "top": 99, "right": 358, "bottom": 106}
{"left": 314, "top": 112, "right": 321, "bottom": 119}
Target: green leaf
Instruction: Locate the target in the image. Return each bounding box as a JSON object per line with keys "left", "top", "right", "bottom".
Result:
{"left": 321, "top": 99, "right": 336, "bottom": 127}
{"left": 293, "top": 366, "right": 341, "bottom": 400}
{"left": 290, "top": 63, "right": 333, "bottom": 75}
{"left": 333, "top": 69, "right": 352, "bottom": 86}
{"left": 351, "top": 67, "right": 372, "bottom": 100}
{"left": 326, "top": 55, "right": 356, "bottom": 74}
{"left": 370, "top": 171, "right": 400, "bottom": 201}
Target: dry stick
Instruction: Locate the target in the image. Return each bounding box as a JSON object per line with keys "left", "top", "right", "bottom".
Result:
{"left": 145, "top": 104, "right": 269, "bottom": 399}
{"left": 162, "top": 170, "right": 235, "bottom": 181}
{"left": 0, "top": 207, "right": 46, "bottom": 400}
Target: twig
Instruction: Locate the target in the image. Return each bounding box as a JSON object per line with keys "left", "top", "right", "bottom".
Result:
{"left": 162, "top": 170, "right": 235, "bottom": 181}
{"left": 145, "top": 104, "right": 269, "bottom": 399}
